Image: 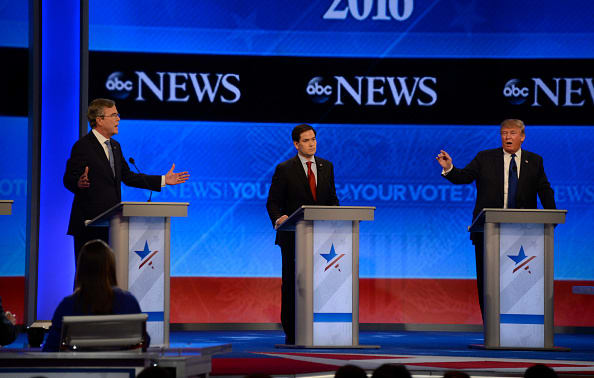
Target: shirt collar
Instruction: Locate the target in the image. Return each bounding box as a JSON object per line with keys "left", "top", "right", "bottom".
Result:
{"left": 92, "top": 128, "right": 109, "bottom": 145}
{"left": 503, "top": 148, "right": 522, "bottom": 159}
{"left": 297, "top": 153, "right": 315, "bottom": 165}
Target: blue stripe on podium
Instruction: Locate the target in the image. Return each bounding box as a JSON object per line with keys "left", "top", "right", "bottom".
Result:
{"left": 500, "top": 314, "right": 544, "bottom": 324}
{"left": 313, "top": 313, "right": 352, "bottom": 322}
{"left": 145, "top": 312, "right": 165, "bottom": 322}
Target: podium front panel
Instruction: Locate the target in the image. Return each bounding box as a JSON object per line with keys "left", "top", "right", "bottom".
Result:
{"left": 312, "top": 220, "right": 352, "bottom": 346}
{"left": 128, "top": 217, "right": 166, "bottom": 346}
{"left": 499, "top": 223, "right": 545, "bottom": 348}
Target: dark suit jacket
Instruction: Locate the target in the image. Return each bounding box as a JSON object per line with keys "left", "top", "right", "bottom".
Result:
{"left": 266, "top": 155, "right": 339, "bottom": 247}
{"left": 443, "top": 148, "right": 556, "bottom": 227}
{"left": 64, "top": 131, "right": 162, "bottom": 237}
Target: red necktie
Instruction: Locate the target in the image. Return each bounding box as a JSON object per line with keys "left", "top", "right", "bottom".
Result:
{"left": 306, "top": 161, "right": 317, "bottom": 202}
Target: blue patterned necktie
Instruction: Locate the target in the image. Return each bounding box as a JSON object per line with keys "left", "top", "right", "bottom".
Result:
{"left": 105, "top": 140, "right": 115, "bottom": 176}
{"left": 507, "top": 154, "right": 518, "bottom": 208}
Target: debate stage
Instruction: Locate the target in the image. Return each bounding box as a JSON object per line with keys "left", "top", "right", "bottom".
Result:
{"left": 5, "top": 329, "right": 594, "bottom": 377}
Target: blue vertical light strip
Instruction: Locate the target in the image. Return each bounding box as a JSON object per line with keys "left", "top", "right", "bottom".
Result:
{"left": 37, "top": 0, "right": 80, "bottom": 319}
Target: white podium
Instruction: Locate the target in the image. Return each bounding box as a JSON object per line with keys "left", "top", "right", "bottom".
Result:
{"left": 469, "top": 208, "right": 567, "bottom": 350}
{"left": 278, "top": 205, "right": 376, "bottom": 348}
{"left": 87, "top": 201, "right": 189, "bottom": 347}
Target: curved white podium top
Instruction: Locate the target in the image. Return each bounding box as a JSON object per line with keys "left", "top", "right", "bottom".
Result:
{"left": 86, "top": 201, "right": 190, "bottom": 226}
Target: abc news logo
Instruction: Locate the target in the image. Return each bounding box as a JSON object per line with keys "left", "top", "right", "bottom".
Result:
{"left": 503, "top": 78, "right": 594, "bottom": 106}
{"left": 306, "top": 75, "right": 437, "bottom": 106}
{"left": 104, "top": 71, "right": 241, "bottom": 103}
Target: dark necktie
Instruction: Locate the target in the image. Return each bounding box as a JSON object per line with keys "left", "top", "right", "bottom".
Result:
{"left": 507, "top": 154, "right": 518, "bottom": 208}
{"left": 105, "top": 140, "right": 115, "bottom": 176}
{"left": 306, "top": 161, "right": 317, "bottom": 202}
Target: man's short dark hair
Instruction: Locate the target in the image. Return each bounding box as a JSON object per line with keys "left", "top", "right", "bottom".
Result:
{"left": 87, "top": 98, "right": 115, "bottom": 128}
{"left": 292, "top": 124, "right": 316, "bottom": 142}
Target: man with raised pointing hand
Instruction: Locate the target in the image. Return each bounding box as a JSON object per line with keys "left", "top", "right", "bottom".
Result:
{"left": 436, "top": 119, "right": 556, "bottom": 320}
{"left": 64, "top": 98, "right": 189, "bottom": 265}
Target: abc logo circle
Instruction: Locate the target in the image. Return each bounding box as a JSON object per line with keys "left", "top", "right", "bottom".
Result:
{"left": 503, "top": 79, "right": 529, "bottom": 105}
{"left": 306, "top": 77, "right": 332, "bottom": 103}
{"left": 105, "top": 72, "right": 133, "bottom": 99}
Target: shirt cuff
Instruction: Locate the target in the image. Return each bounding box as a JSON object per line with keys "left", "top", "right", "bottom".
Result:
{"left": 161, "top": 175, "right": 166, "bottom": 187}
{"left": 441, "top": 166, "right": 453, "bottom": 176}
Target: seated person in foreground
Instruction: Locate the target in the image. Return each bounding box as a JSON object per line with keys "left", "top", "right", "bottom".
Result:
{"left": 43, "top": 239, "right": 149, "bottom": 351}
{"left": 0, "top": 296, "right": 17, "bottom": 346}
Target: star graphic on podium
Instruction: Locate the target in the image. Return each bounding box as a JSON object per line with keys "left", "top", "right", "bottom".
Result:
{"left": 507, "top": 245, "right": 536, "bottom": 274}
{"left": 507, "top": 245, "right": 527, "bottom": 264}
{"left": 321, "top": 244, "right": 338, "bottom": 263}
{"left": 134, "top": 241, "right": 159, "bottom": 270}
{"left": 321, "top": 244, "right": 345, "bottom": 272}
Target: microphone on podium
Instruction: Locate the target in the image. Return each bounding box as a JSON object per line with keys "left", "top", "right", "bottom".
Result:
{"left": 128, "top": 157, "right": 153, "bottom": 202}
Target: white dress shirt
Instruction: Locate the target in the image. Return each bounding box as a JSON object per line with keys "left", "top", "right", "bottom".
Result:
{"left": 298, "top": 154, "right": 318, "bottom": 186}
{"left": 91, "top": 128, "right": 111, "bottom": 160}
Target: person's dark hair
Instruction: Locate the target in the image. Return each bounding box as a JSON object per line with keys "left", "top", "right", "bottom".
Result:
{"left": 87, "top": 98, "right": 115, "bottom": 128}
{"left": 443, "top": 371, "right": 470, "bottom": 378}
{"left": 371, "top": 363, "right": 411, "bottom": 378}
{"left": 74, "top": 239, "right": 117, "bottom": 314}
{"left": 335, "top": 364, "right": 367, "bottom": 378}
{"left": 524, "top": 364, "right": 558, "bottom": 378}
{"left": 292, "top": 124, "right": 316, "bottom": 142}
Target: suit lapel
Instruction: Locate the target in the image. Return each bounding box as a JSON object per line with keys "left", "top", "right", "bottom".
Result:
{"left": 495, "top": 149, "right": 505, "bottom": 204}
{"left": 88, "top": 132, "right": 115, "bottom": 179}
{"left": 111, "top": 139, "right": 121, "bottom": 180}
{"left": 291, "top": 156, "right": 311, "bottom": 196}
{"left": 314, "top": 157, "right": 326, "bottom": 200}
{"left": 517, "top": 150, "right": 530, "bottom": 195}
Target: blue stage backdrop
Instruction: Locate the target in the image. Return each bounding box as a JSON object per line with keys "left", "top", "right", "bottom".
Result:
{"left": 0, "top": 116, "right": 28, "bottom": 275}
{"left": 115, "top": 122, "right": 594, "bottom": 281}
{"left": 88, "top": 0, "right": 594, "bottom": 58}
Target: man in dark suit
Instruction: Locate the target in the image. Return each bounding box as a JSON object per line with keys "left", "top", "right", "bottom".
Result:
{"left": 436, "top": 119, "right": 556, "bottom": 319}
{"left": 64, "top": 98, "right": 189, "bottom": 265}
{"left": 266, "top": 124, "right": 339, "bottom": 344}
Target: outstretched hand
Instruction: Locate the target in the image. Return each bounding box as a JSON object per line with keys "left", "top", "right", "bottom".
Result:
{"left": 78, "top": 166, "right": 90, "bottom": 189}
{"left": 435, "top": 150, "right": 453, "bottom": 170}
{"left": 165, "top": 163, "right": 190, "bottom": 185}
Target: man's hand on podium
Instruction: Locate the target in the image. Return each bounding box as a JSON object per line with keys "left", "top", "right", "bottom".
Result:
{"left": 165, "top": 163, "right": 190, "bottom": 185}
{"left": 274, "top": 215, "right": 288, "bottom": 230}
{"left": 78, "top": 166, "right": 90, "bottom": 189}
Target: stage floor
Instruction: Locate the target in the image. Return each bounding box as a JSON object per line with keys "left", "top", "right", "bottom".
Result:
{"left": 172, "top": 330, "right": 594, "bottom": 377}
{"left": 8, "top": 329, "right": 594, "bottom": 377}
